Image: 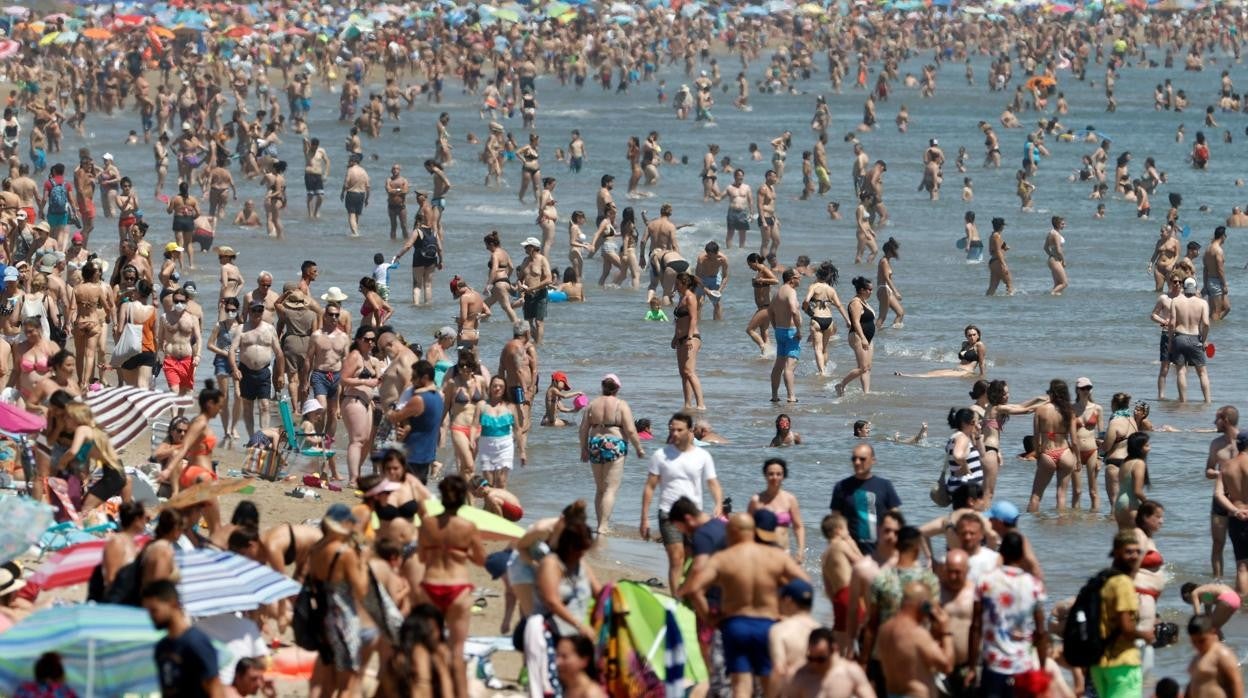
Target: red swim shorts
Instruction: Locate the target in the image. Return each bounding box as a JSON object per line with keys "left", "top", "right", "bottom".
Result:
{"left": 163, "top": 354, "right": 195, "bottom": 389}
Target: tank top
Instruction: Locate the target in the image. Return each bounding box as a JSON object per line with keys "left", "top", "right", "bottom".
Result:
{"left": 402, "top": 390, "right": 443, "bottom": 464}
{"left": 945, "top": 433, "right": 983, "bottom": 492}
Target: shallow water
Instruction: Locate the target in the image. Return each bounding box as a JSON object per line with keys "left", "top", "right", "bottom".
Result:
{"left": 61, "top": 49, "right": 1248, "bottom": 676}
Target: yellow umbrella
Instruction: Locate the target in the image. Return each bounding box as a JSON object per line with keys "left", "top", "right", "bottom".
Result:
{"left": 38, "top": 31, "right": 59, "bottom": 46}
{"left": 417, "top": 499, "right": 524, "bottom": 540}
{"left": 798, "top": 2, "right": 826, "bottom": 14}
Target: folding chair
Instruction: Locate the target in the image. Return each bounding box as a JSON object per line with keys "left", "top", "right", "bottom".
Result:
{"left": 276, "top": 398, "right": 334, "bottom": 473}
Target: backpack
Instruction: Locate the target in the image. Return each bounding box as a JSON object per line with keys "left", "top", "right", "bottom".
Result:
{"left": 90, "top": 545, "right": 148, "bottom": 606}
{"left": 1062, "top": 568, "right": 1125, "bottom": 667}
{"left": 292, "top": 549, "right": 340, "bottom": 652}
{"left": 417, "top": 228, "right": 440, "bottom": 263}
{"left": 47, "top": 178, "right": 69, "bottom": 214}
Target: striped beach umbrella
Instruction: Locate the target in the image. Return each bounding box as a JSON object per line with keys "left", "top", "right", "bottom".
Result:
{"left": 0, "top": 496, "right": 54, "bottom": 564}
{"left": 0, "top": 603, "right": 163, "bottom": 697}
{"left": 84, "top": 387, "right": 194, "bottom": 450}
{"left": 28, "top": 535, "right": 150, "bottom": 591}
{"left": 176, "top": 549, "right": 300, "bottom": 617}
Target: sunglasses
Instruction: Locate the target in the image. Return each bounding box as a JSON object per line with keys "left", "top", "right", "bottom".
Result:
{"left": 326, "top": 313, "right": 340, "bottom": 319}
{"left": 362, "top": 336, "right": 376, "bottom": 343}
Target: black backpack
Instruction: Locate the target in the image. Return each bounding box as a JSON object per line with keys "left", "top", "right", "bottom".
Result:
{"left": 292, "top": 550, "right": 340, "bottom": 651}
{"left": 89, "top": 546, "right": 148, "bottom": 607}
{"left": 417, "top": 228, "right": 440, "bottom": 263}
{"left": 1062, "top": 568, "right": 1125, "bottom": 667}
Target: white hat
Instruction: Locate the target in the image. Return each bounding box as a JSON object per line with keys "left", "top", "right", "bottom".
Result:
{"left": 321, "top": 286, "right": 349, "bottom": 302}
{"left": 181, "top": 121, "right": 192, "bottom": 131}
{"left": 102, "top": 152, "right": 113, "bottom": 160}
{"left": 301, "top": 398, "right": 323, "bottom": 415}
{"left": 1183, "top": 277, "right": 1198, "bottom": 294}
{"left": 522, "top": 236, "right": 542, "bottom": 249}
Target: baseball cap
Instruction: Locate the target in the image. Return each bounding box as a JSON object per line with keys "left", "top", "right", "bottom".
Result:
{"left": 1183, "top": 277, "right": 1198, "bottom": 294}
{"left": 987, "top": 501, "right": 1021, "bottom": 526}
{"left": 484, "top": 550, "right": 511, "bottom": 580}
{"left": 2, "top": 268, "right": 15, "bottom": 283}
{"left": 602, "top": 373, "right": 621, "bottom": 389}
{"left": 753, "top": 509, "right": 780, "bottom": 544}
{"left": 522, "top": 236, "right": 542, "bottom": 249}
{"left": 1075, "top": 377, "right": 1092, "bottom": 389}
{"left": 551, "top": 371, "right": 570, "bottom": 387}
{"left": 779, "top": 578, "right": 814, "bottom": 605}
{"left": 322, "top": 503, "right": 358, "bottom": 535}
{"left": 102, "top": 152, "right": 113, "bottom": 161}
{"left": 248, "top": 299, "right": 265, "bottom": 309}
{"left": 165, "top": 242, "right": 185, "bottom": 253}
{"left": 37, "top": 253, "right": 57, "bottom": 273}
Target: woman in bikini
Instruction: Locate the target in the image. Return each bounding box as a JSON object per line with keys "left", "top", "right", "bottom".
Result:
{"left": 578, "top": 373, "right": 645, "bottom": 535}
{"left": 516, "top": 133, "right": 542, "bottom": 204}
{"left": 101, "top": 501, "right": 147, "bottom": 589}
{"left": 141, "top": 508, "right": 185, "bottom": 588}
{"left": 115, "top": 177, "right": 140, "bottom": 243}
{"left": 1132, "top": 501, "right": 1166, "bottom": 646}
{"left": 802, "top": 261, "right": 847, "bottom": 376}
{"left": 1114, "top": 432, "right": 1151, "bottom": 530}
{"left": 590, "top": 202, "right": 624, "bottom": 287}
{"left": 1028, "top": 378, "right": 1080, "bottom": 513}
{"left": 626, "top": 135, "right": 643, "bottom": 195}
{"left": 476, "top": 376, "right": 524, "bottom": 489}
{"left": 441, "top": 352, "right": 488, "bottom": 478}
{"left": 1074, "top": 378, "right": 1105, "bottom": 510}
{"left": 836, "top": 277, "right": 876, "bottom": 396}
{"left": 262, "top": 160, "right": 287, "bottom": 240}
{"left": 69, "top": 262, "right": 111, "bottom": 389}
{"left": 566, "top": 210, "right": 591, "bottom": 285}
{"left": 748, "top": 457, "right": 806, "bottom": 561}
{"left": 980, "top": 380, "right": 1045, "bottom": 505}
{"left": 1101, "top": 392, "right": 1137, "bottom": 506}
{"left": 896, "top": 325, "right": 986, "bottom": 379}
{"left": 614, "top": 207, "right": 643, "bottom": 288}
{"left": 115, "top": 280, "right": 158, "bottom": 389}
{"left": 483, "top": 231, "right": 518, "bottom": 323}
{"left": 875, "top": 237, "right": 905, "bottom": 329}
{"left": 16, "top": 316, "right": 58, "bottom": 406}
{"left": 417, "top": 475, "right": 485, "bottom": 698}
{"left": 672, "top": 272, "right": 705, "bottom": 411}
{"left": 24, "top": 351, "right": 80, "bottom": 414}
{"left": 340, "top": 326, "right": 382, "bottom": 487}
{"left": 160, "top": 381, "right": 223, "bottom": 530}
{"left": 357, "top": 277, "right": 393, "bottom": 328}
{"left": 746, "top": 253, "right": 779, "bottom": 354}
{"left": 536, "top": 177, "right": 558, "bottom": 253}
{"left": 165, "top": 182, "right": 199, "bottom": 270}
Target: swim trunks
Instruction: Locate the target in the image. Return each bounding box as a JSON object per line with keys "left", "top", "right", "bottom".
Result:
{"left": 1229, "top": 517, "right": 1248, "bottom": 562}
{"left": 239, "top": 364, "right": 272, "bottom": 401}
{"left": 726, "top": 208, "right": 750, "bottom": 231}
{"left": 587, "top": 434, "right": 628, "bottom": 464}
{"left": 310, "top": 369, "right": 340, "bottom": 398}
{"left": 344, "top": 191, "right": 365, "bottom": 215}
{"left": 523, "top": 289, "right": 548, "bottom": 321}
{"left": 775, "top": 327, "right": 801, "bottom": 359}
{"left": 719, "top": 616, "right": 776, "bottom": 677}
{"left": 162, "top": 355, "right": 195, "bottom": 390}
{"left": 1204, "top": 277, "right": 1226, "bottom": 298}
{"left": 304, "top": 173, "right": 324, "bottom": 196}
{"left": 1158, "top": 330, "right": 1169, "bottom": 363}
{"left": 1168, "top": 332, "right": 1205, "bottom": 367}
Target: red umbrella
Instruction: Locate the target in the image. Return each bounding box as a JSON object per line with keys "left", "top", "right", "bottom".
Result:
{"left": 28, "top": 536, "right": 149, "bottom": 591}
{"left": 223, "top": 25, "right": 253, "bottom": 38}
{"left": 112, "top": 14, "right": 146, "bottom": 27}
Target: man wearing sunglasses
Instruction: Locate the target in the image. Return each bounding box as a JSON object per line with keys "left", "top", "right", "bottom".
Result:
{"left": 778, "top": 627, "right": 872, "bottom": 697}
{"left": 158, "top": 290, "right": 202, "bottom": 397}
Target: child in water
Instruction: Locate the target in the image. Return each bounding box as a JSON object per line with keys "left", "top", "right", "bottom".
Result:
{"left": 645, "top": 297, "right": 668, "bottom": 321}
{"left": 372, "top": 252, "right": 398, "bottom": 301}
{"left": 962, "top": 177, "right": 973, "bottom": 202}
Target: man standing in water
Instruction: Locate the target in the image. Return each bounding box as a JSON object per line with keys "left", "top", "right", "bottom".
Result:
{"left": 985, "top": 217, "right": 1013, "bottom": 296}
{"left": 302, "top": 136, "right": 330, "bottom": 219}
{"left": 1202, "top": 226, "right": 1230, "bottom": 320}
{"left": 683, "top": 512, "right": 808, "bottom": 698}
{"left": 830, "top": 444, "right": 901, "bottom": 554}
{"left": 769, "top": 269, "right": 801, "bottom": 403}
{"left": 1151, "top": 273, "right": 1182, "bottom": 399}
{"left": 724, "top": 169, "right": 753, "bottom": 249}
{"left": 1217, "top": 439, "right": 1248, "bottom": 596}
{"left": 758, "top": 169, "right": 780, "bottom": 258}
{"left": 1169, "top": 277, "right": 1212, "bottom": 403}
{"left": 517, "top": 237, "right": 553, "bottom": 345}
{"left": 498, "top": 321, "right": 536, "bottom": 447}
{"left": 694, "top": 241, "right": 729, "bottom": 321}
{"left": 1205, "top": 406, "right": 1238, "bottom": 581}
{"left": 340, "top": 154, "right": 369, "bottom": 237}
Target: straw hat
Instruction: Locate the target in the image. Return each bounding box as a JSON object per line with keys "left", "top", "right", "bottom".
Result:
{"left": 321, "top": 287, "right": 349, "bottom": 302}
{"left": 0, "top": 562, "right": 25, "bottom": 596}
{"left": 283, "top": 290, "right": 308, "bottom": 308}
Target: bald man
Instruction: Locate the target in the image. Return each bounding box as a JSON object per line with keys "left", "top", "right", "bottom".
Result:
{"left": 876, "top": 582, "right": 955, "bottom": 698}
{"left": 939, "top": 549, "right": 976, "bottom": 696}
{"left": 685, "top": 512, "right": 809, "bottom": 698}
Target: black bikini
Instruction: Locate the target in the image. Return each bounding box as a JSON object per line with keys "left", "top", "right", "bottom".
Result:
{"left": 376, "top": 499, "right": 422, "bottom": 522}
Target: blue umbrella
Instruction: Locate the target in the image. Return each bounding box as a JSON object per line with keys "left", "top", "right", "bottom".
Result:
{"left": 0, "top": 496, "right": 54, "bottom": 564}
{"left": 0, "top": 604, "right": 164, "bottom": 697}
{"left": 176, "top": 548, "right": 301, "bottom": 617}
{"left": 741, "top": 5, "right": 769, "bottom": 15}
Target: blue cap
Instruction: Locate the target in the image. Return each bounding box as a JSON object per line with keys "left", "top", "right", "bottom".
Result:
{"left": 753, "top": 509, "right": 779, "bottom": 544}
{"left": 987, "top": 501, "right": 1020, "bottom": 526}
{"left": 484, "top": 550, "right": 511, "bottom": 580}
{"left": 322, "top": 503, "right": 357, "bottom": 533}
{"left": 779, "top": 579, "right": 814, "bottom": 605}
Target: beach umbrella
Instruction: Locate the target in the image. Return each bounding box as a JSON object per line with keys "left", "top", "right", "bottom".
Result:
{"left": 0, "top": 603, "right": 164, "bottom": 697}
{"left": 54, "top": 30, "right": 79, "bottom": 43}
{"left": 798, "top": 2, "right": 826, "bottom": 14}
{"left": 38, "top": 31, "right": 60, "bottom": 46}
{"left": 663, "top": 608, "right": 687, "bottom": 698}
{"left": 175, "top": 548, "right": 300, "bottom": 617}
{"left": 81, "top": 26, "right": 112, "bottom": 39}
{"left": 164, "top": 477, "right": 255, "bottom": 511}
{"left": 544, "top": 1, "right": 574, "bottom": 18}
{"left": 0, "top": 39, "right": 18, "bottom": 58}
{"left": 962, "top": 5, "right": 987, "bottom": 12}
{"left": 493, "top": 7, "right": 522, "bottom": 22}
{"left": 1, "top": 6, "right": 29, "bottom": 17}
{"left": 419, "top": 499, "right": 525, "bottom": 540}
{"left": 28, "top": 535, "right": 151, "bottom": 591}
{"left": 150, "top": 24, "right": 174, "bottom": 38}
{"left": 111, "top": 13, "right": 146, "bottom": 26}
{"left": 223, "top": 24, "right": 253, "bottom": 37}
{"left": 82, "top": 387, "right": 194, "bottom": 451}
{"left": 740, "top": 5, "right": 768, "bottom": 15}
{"left": 0, "top": 496, "right": 55, "bottom": 564}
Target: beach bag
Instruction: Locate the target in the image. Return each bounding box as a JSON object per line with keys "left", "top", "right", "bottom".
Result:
{"left": 1062, "top": 568, "right": 1125, "bottom": 667}
{"left": 246, "top": 444, "right": 286, "bottom": 482}
{"left": 292, "top": 550, "right": 340, "bottom": 651}
{"left": 47, "top": 178, "right": 68, "bottom": 214}
{"left": 929, "top": 459, "right": 951, "bottom": 507}
{"left": 417, "top": 228, "right": 439, "bottom": 263}
{"left": 109, "top": 306, "right": 144, "bottom": 367}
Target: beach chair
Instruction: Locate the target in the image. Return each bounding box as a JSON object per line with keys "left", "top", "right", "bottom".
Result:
{"left": 276, "top": 398, "right": 334, "bottom": 473}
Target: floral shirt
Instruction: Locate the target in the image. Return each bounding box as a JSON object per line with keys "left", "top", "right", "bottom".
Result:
{"left": 976, "top": 565, "right": 1046, "bottom": 675}
{"left": 869, "top": 564, "right": 940, "bottom": 627}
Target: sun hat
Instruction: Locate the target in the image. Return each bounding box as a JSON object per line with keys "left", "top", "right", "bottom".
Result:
{"left": 321, "top": 287, "right": 349, "bottom": 302}
{"left": 602, "top": 373, "right": 621, "bottom": 389}
{"left": 301, "top": 398, "right": 323, "bottom": 416}
{"left": 0, "top": 562, "right": 25, "bottom": 596}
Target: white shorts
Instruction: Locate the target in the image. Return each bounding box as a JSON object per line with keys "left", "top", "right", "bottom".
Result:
{"left": 476, "top": 434, "right": 514, "bottom": 472}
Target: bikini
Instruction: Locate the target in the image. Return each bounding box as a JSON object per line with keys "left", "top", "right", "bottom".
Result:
{"left": 1077, "top": 410, "right": 1101, "bottom": 462}
{"left": 957, "top": 346, "right": 978, "bottom": 364}
{"left": 449, "top": 380, "right": 484, "bottom": 437}
{"left": 1041, "top": 431, "right": 1069, "bottom": 463}
{"left": 673, "top": 303, "right": 700, "bottom": 344}
{"left": 420, "top": 539, "right": 475, "bottom": 613}
{"left": 283, "top": 523, "right": 297, "bottom": 566}
{"left": 180, "top": 429, "right": 218, "bottom": 489}
{"left": 376, "top": 499, "right": 421, "bottom": 522}
{"left": 809, "top": 298, "right": 835, "bottom": 331}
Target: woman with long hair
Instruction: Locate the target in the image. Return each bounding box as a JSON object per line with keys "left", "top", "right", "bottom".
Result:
{"left": 357, "top": 277, "right": 393, "bottom": 327}
{"left": 100, "top": 501, "right": 147, "bottom": 588}
{"left": 440, "top": 351, "right": 487, "bottom": 478}
{"left": 16, "top": 315, "right": 58, "bottom": 404}
{"left": 672, "top": 272, "right": 705, "bottom": 410}
{"left": 525, "top": 514, "right": 599, "bottom": 697}
{"left": 590, "top": 202, "right": 623, "bottom": 287}
{"left": 555, "top": 635, "right": 606, "bottom": 698}
{"left": 70, "top": 261, "right": 112, "bottom": 389}
{"left": 340, "top": 326, "right": 382, "bottom": 486}
{"left": 578, "top": 374, "right": 644, "bottom": 535}
{"left": 895, "top": 324, "right": 986, "bottom": 379}
{"left": 1115, "top": 432, "right": 1151, "bottom": 529}
{"left": 748, "top": 458, "right": 806, "bottom": 560}
{"left": 614, "top": 206, "right": 642, "bottom": 288}
{"left": 802, "top": 261, "right": 846, "bottom": 376}
{"left": 944, "top": 407, "right": 985, "bottom": 503}
{"left": 979, "top": 380, "right": 1044, "bottom": 504}
{"left": 59, "top": 401, "right": 130, "bottom": 515}
{"left": 769, "top": 414, "right": 802, "bottom": 447}
{"left": 418, "top": 475, "right": 485, "bottom": 698}
{"left": 1028, "top": 379, "right": 1079, "bottom": 513}
{"left": 875, "top": 237, "right": 904, "bottom": 328}
{"left": 566, "top": 210, "right": 591, "bottom": 284}
{"left": 835, "top": 277, "right": 876, "bottom": 396}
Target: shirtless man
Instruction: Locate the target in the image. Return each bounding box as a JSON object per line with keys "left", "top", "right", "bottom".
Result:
{"left": 769, "top": 579, "right": 822, "bottom": 679}
{"left": 702, "top": 145, "right": 722, "bottom": 202}
{"left": 758, "top": 170, "right": 780, "bottom": 258}
{"left": 230, "top": 300, "right": 284, "bottom": 438}
{"left": 938, "top": 549, "right": 975, "bottom": 696}
{"left": 73, "top": 155, "right": 98, "bottom": 243}
{"left": 377, "top": 331, "right": 417, "bottom": 443}
{"left": 850, "top": 144, "right": 869, "bottom": 196}
{"left": 595, "top": 175, "right": 615, "bottom": 225}
{"left": 306, "top": 305, "right": 350, "bottom": 439}
{"left": 302, "top": 137, "right": 330, "bottom": 219}
{"left": 819, "top": 514, "right": 863, "bottom": 650}
{"left": 1207, "top": 407, "right": 1239, "bottom": 580}
{"left": 452, "top": 277, "right": 489, "bottom": 354}
{"left": 641, "top": 204, "right": 680, "bottom": 275}
{"left": 694, "top": 241, "right": 729, "bottom": 321}
{"left": 216, "top": 247, "right": 243, "bottom": 320}
{"left": 876, "top": 582, "right": 955, "bottom": 698}
{"left": 517, "top": 238, "right": 554, "bottom": 345}
{"left": 1149, "top": 225, "right": 1180, "bottom": 292}
{"left": 10, "top": 165, "right": 38, "bottom": 227}
{"left": 498, "top": 321, "right": 536, "bottom": 453}
{"left": 157, "top": 288, "right": 202, "bottom": 397}
{"left": 340, "top": 155, "right": 370, "bottom": 237}
{"left": 426, "top": 159, "right": 451, "bottom": 240}
{"left": 1185, "top": 615, "right": 1244, "bottom": 698}
{"left": 769, "top": 269, "right": 801, "bottom": 403}
{"left": 862, "top": 161, "right": 888, "bottom": 226}
{"left": 985, "top": 217, "right": 1013, "bottom": 296}
{"left": 724, "top": 169, "right": 753, "bottom": 249}
{"left": 919, "top": 139, "right": 944, "bottom": 201}
{"left": 1151, "top": 273, "right": 1182, "bottom": 399}
{"left": 1202, "top": 226, "right": 1230, "bottom": 320}
{"left": 206, "top": 162, "right": 236, "bottom": 220}
{"left": 1225, "top": 206, "right": 1248, "bottom": 228}
{"left": 845, "top": 511, "right": 901, "bottom": 660}
{"left": 779, "top": 628, "right": 875, "bottom": 698}
{"left": 1216, "top": 435, "right": 1248, "bottom": 595}
{"left": 384, "top": 164, "right": 409, "bottom": 241}
{"left": 684, "top": 512, "right": 809, "bottom": 698}
{"left": 1169, "top": 277, "right": 1211, "bottom": 403}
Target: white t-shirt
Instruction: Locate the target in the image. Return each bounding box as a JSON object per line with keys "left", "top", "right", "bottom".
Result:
{"left": 967, "top": 545, "right": 1001, "bottom": 585}
{"left": 648, "top": 443, "right": 717, "bottom": 512}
